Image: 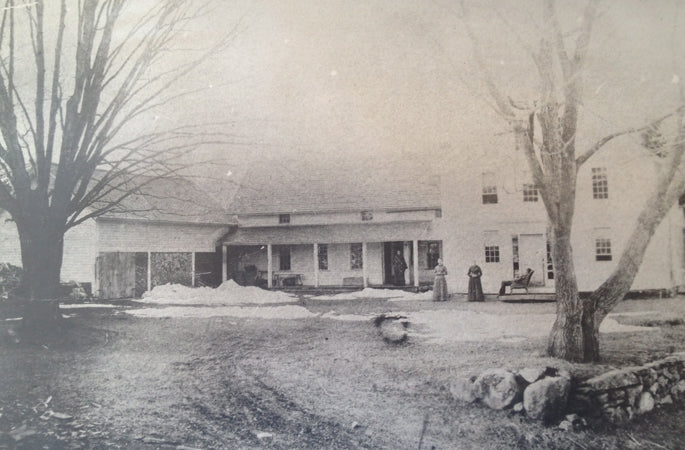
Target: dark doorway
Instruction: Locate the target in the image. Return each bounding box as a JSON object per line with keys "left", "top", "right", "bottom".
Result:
{"left": 383, "top": 241, "right": 407, "bottom": 285}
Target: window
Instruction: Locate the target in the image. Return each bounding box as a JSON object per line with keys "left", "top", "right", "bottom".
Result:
{"left": 361, "top": 211, "right": 373, "bottom": 221}
{"left": 546, "top": 240, "right": 554, "bottom": 279}
{"left": 485, "top": 246, "right": 500, "bottom": 263}
{"left": 350, "top": 243, "right": 363, "bottom": 269}
{"left": 279, "top": 246, "right": 291, "bottom": 270}
{"left": 482, "top": 172, "right": 498, "bottom": 204}
{"left": 318, "top": 244, "right": 328, "bottom": 270}
{"left": 279, "top": 214, "right": 290, "bottom": 224}
{"left": 511, "top": 236, "right": 519, "bottom": 277}
{"left": 595, "top": 238, "right": 612, "bottom": 261}
{"left": 435, "top": 209, "right": 442, "bottom": 218}
{"left": 522, "top": 183, "right": 538, "bottom": 202}
{"left": 592, "top": 167, "right": 608, "bottom": 199}
{"left": 426, "top": 241, "right": 441, "bottom": 269}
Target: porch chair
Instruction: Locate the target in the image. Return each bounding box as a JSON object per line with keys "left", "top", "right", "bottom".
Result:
{"left": 510, "top": 269, "right": 534, "bottom": 294}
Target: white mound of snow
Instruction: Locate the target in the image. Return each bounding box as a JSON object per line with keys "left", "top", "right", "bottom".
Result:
{"left": 125, "top": 305, "right": 316, "bottom": 319}
{"left": 310, "top": 287, "right": 433, "bottom": 301}
{"left": 137, "top": 280, "right": 297, "bottom": 305}
{"left": 60, "top": 303, "right": 118, "bottom": 309}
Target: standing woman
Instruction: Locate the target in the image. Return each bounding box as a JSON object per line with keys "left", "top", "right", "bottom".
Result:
{"left": 433, "top": 258, "right": 449, "bottom": 301}
{"left": 467, "top": 262, "right": 484, "bottom": 302}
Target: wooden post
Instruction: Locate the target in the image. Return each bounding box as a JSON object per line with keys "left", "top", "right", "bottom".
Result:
{"left": 313, "top": 243, "right": 319, "bottom": 288}
{"left": 413, "top": 240, "right": 419, "bottom": 288}
{"left": 362, "top": 242, "right": 368, "bottom": 288}
{"left": 267, "top": 244, "right": 273, "bottom": 288}
{"left": 147, "top": 251, "right": 152, "bottom": 292}
{"left": 222, "top": 245, "right": 227, "bottom": 283}
{"left": 191, "top": 251, "right": 196, "bottom": 287}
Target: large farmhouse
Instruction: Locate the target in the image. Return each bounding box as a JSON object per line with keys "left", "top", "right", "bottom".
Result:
{"left": 0, "top": 151, "right": 683, "bottom": 299}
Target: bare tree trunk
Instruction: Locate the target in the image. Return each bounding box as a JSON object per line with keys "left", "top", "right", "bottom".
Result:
{"left": 15, "top": 210, "right": 65, "bottom": 336}
{"left": 547, "top": 229, "right": 586, "bottom": 361}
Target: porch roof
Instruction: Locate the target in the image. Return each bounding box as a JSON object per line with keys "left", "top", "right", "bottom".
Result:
{"left": 221, "top": 221, "right": 435, "bottom": 245}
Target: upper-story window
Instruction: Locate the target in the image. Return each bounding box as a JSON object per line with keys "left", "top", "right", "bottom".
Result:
{"left": 361, "top": 211, "right": 373, "bottom": 221}
{"left": 482, "top": 172, "right": 498, "bottom": 204}
{"left": 592, "top": 167, "right": 608, "bottom": 199}
{"left": 318, "top": 244, "right": 328, "bottom": 270}
{"left": 485, "top": 245, "right": 500, "bottom": 263}
{"left": 522, "top": 183, "right": 538, "bottom": 202}
{"left": 279, "top": 214, "right": 291, "bottom": 224}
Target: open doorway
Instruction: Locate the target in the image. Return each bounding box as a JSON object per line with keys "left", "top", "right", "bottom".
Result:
{"left": 383, "top": 241, "right": 409, "bottom": 285}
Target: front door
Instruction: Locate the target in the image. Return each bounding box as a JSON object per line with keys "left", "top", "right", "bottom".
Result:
{"left": 383, "top": 241, "right": 406, "bottom": 285}
{"left": 518, "top": 234, "right": 545, "bottom": 286}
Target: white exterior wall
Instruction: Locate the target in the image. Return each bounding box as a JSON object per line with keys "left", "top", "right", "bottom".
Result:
{"left": 441, "top": 145, "right": 683, "bottom": 294}
{"left": 97, "top": 219, "right": 228, "bottom": 253}
{"left": 238, "top": 209, "right": 438, "bottom": 227}
{"left": 0, "top": 212, "right": 97, "bottom": 284}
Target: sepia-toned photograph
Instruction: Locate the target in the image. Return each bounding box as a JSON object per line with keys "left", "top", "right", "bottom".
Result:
{"left": 1, "top": 0, "right": 685, "bottom": 448}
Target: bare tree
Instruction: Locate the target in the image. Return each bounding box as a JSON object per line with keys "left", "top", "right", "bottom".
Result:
{"left": 0, "top": 0, "right": 231, "bottom": 326}
{"left": 462, "top": 0, "right": 685, "bottom": 361}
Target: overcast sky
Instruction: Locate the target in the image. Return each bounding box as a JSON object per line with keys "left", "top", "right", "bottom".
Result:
{"left": 141, "top": 0, "right": 684, "bottom": 178}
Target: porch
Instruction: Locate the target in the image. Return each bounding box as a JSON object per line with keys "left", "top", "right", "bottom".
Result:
{"left": 220, "top": 222, "right": 442, "bottom": 290}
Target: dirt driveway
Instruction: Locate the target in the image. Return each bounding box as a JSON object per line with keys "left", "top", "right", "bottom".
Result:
{"left": 2, "top": 295, "right": 685, "bottom": 449}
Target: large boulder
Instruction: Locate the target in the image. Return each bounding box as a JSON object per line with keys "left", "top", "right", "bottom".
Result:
{"left": 523, "top": 376, "right": 571, "bottom": 423}
{"left": 474, "top": 369, "right": 521, "bottom": 410}
{"left": 376, "top": 317, "right": 408, "bottom": 344}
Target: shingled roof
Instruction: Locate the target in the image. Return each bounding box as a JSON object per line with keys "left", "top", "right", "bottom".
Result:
{"left": 99, "top": 175, "right": 230, "bottom": 225}
{"left": 228, "top": 156, "right": 441, "bottom": 215}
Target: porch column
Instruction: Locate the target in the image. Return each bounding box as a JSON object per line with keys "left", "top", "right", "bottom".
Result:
{"left": 222, "top": 245, "right": 227, "bottom": 283}
{"left": 147, "top": 251, "right": 152, "bottom": 292}
{"left": 362, "top": 242, "right": 368, "bottom": 288}
{"left": 313, "top": 243, "right": 319, "bottom": 288}
{"left": 267, "top": 244, "right": 273, "bottom": 288}
{"left": 191, "top": 251, "right": 196, "bottom": 287}
{"left": 413, "top": 240, "right": 419, "bottom": 288}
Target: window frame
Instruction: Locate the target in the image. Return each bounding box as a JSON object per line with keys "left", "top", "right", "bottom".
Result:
{"left": 482, "top": 172, "right": 498, "bottom": 204}
{"left": 485, "top": 245, "right": 500, "bottom": 263}
{"left": 350, "top": 243, "right": 363, "bottom": 270}
{"left": 522, "top": 183, "right": 538, "bottom": 202}
{"left": 592, "top": 167, "right": 609, "bottom": 199}
{"left": 279, "top": 246, "right": 291, "bottom": 271}
{"left": 318, "top": 244, "right": 328, "bottom": 271}
{"left": 279, "top": 214, "right": 291, "bottom": 224}
{"left": 595, "top": 238, "right": 612, "bottom": 261}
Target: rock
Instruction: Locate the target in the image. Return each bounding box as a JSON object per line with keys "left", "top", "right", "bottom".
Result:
{"left": 9, "top": 425, "right": 37, "bottom": 442}
{"left": 351, "top": 422, "right": 361, "bottom": 430}
{"left": 474, "top": 369, "right": 521, "bottom": 410}
{"left": 51, "top": 412, "right": 73, "bottom": 421}
{"left": 377, "top": 318, "right": 408, "bottom": 344}
{"left": 584, "top": 370, "right": 640, "bottom": 391}
{"left": 558, "top": 420, "right": 573, "bottom": 431}
{"left": 143, "top": 436, "right": 171, "bottom": 444}
{"left": 518, "top": 367, "right": 546, "bottom": 384}
{"left": 657, "top": 394, "right": 673, "bottom": 405}
{"left": 513, "top": 402, "right": 524, "bottom": 413}
{"left": 255, "top": 431, "right": 273, "bottom": 440}
{"left": 449, "top": 377, "right": 478, "bottom": 403}
{"left": 670, "top": 380, "right": 685, "bottom": 401}
{"left": 638, "top": 392, "right": 655, "bottom": 414}
{"left": 523, "top": 376, "right": 571, "bottom": 423}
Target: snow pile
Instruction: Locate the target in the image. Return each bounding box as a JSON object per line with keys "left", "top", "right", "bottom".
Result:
{"left": 310, "top": 288, "right": 433, "bottom": 301}
{"left": 137, "top": 280, "right": 297, "bottom": 305}
{"left": 126, "top": 305, "right": 316, "bottom": 319}
{"left": 60, "top": 304, "right": 118, "bottom": 309}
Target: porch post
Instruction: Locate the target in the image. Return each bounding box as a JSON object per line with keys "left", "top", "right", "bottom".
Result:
{"left": 191, "top": 251, "right": 196, "bottom": 287}
{"left": 267, "top": 244, "right": 273, "bottom": 288}
{"left": 362, "top": 242, "right": 368, "bottom": 288}
{"left": 313, "top": 243, "right": 319, "bottom": 288}
{"left": 221, "top": 245, "right": 227, "bottom": 283}
{"left": 413, "top": 239, "right": 419, "bottom": 288}
{"left": 147, "top": 251, "right": 152, "bottom": 292}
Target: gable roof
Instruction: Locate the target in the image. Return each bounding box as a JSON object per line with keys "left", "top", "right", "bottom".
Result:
{"left": 99, "top": 175, "right": 231, "bottom": 225}
{"left": 227, "top": 156, "right": 441, "bottom": 215}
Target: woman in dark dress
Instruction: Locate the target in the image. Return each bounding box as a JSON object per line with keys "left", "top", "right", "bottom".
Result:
{"left": 433, "top": 258, "right": 448, "bottom": 301}
{"left": 467, "top": 262, "right": 484, "bottom": 302}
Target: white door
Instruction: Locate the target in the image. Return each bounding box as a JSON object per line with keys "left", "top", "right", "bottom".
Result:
{"left": 518, "top": 234, "right": 545, "bottom": 286}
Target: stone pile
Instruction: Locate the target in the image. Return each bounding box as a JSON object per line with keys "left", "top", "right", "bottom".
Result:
{"left": 450, "top": 366, "right": 571, "bottom": 424}
{"left": 571, "top": 352, "right": 685, "bottom": 424}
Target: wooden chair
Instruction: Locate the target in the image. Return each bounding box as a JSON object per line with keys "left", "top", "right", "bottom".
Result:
{"left": 510, "top": 270, "right": 534, "bottom": 294}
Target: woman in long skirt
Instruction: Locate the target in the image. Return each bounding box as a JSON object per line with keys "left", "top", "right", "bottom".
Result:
{"left": 433, "top": 258, "right": 448, "bottom": 301}
{"left": 467, "top": 262, "right": 484, "bottom": 302}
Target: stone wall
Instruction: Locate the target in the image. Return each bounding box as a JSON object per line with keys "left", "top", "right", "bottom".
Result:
{"left": 572, "top": 353, "right": 685, "bottom": 424}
